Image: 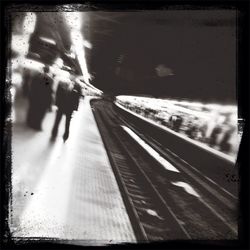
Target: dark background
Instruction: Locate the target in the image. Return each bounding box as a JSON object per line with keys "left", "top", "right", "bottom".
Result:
{"left": 25, "top": 9, "right": 237, "bottom": 104}
{"left": 87, "top": 10, "right": 236, "bottom": 104}
{"left": 1, "top": 1, "right": 250, "bottom": 250}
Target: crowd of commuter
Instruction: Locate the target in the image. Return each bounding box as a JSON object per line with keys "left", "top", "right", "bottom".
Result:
{"left": 9, "top": 57, "right": 83, "bottom": 142}
{"left": 119, "top": 100, "right": 239, "bottom": 157}
{"left": 9, "top": 54, "right": 238, "bottom": 154}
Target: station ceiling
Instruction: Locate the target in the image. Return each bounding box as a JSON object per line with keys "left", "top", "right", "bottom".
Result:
{"left": 87, "top": 10, "right": 237, "bottom": 103}
{"left": 28, "top": 10, "right": 237, "bottom": 103}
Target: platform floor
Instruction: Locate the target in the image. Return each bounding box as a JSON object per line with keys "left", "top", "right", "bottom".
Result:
{"left": 10, "top": 96, "right": 136, "bottom": 245}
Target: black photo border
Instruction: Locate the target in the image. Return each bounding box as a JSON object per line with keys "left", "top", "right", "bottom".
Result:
{"left": 0, "top": 0, "right": 249, "bottom": 249}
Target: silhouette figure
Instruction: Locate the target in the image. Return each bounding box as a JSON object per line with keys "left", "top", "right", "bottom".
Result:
{"left": 51, "top": 75, "right": 81, "bottom": 142}
{"left": 169, "top": 115, "right": 183, "bottom": 132}
{"left": 26, "top": 66, "right": 53, "bottom": 130}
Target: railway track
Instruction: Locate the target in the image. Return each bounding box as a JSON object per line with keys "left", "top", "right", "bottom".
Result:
{"left": 114, "top": 102, "right": 239, "bottom": 197}
{"left": 91, "top": 99, "right": 238, "bottom": 241}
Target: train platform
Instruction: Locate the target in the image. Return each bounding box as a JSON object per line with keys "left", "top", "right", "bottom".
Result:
{"left": 10, "top": 96, "right": 136, "bottom": 245}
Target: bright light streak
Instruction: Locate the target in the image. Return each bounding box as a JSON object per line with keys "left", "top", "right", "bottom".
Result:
{"left": 39, "top": 37, "right": 56, "bottom": 45}
{"left": 83, "top": 40, "right": 92, "bottom": 49}
{"left": 65, "top": 52, "right": 76, "bottom": 59}
{"left": 63, "top": 12, "right": 93, "bottom": 85}
{"left": 121, "top": 125, "right": 180, "bottom": 173}
{"left": 70, "top": 29, "right": 91, "bottom": 84}
{"left": 77, "top": 77, "right": 103, "bottom": 94}
{"left": 171, "top": 181, "right": 200, "bottom": 198}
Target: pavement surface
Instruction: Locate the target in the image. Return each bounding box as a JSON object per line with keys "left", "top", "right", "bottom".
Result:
{"left": 10, "top": 96, "right": 136, "bottom": 245}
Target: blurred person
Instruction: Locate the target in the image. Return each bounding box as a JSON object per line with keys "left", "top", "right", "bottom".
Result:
{"left": 169, "top": 115, "right": 183, "bottom": 132}
{"left": 209, "top": 125, "right": 223, "bottom": 149}
{"left": 186, "top": 117, "right": 199, "bottom": 139}
{"left": 26, "top": 65, "right": 54, "bottom": 130}
{"left": 51, "top": 74, "right": 82, "bottom": 142}
{"left": 204, "top": 110, "right": 219, "bottom": 139}
{"left": 10, "top": 67, "right": 23, "bottom": 123}
{"left": 199, "top": 121, "right": 208, "bottom": 143}
{"left": 22, "top": 67, "right": 32, "bottom": 98}
{"left": 7, "top": 53, "right": 24, "bottom": 123}
{"left": 219, "top": 113, "right": 238, "bottom": 154}
{"left": 208, "top": 114, "right": 226, "bottom": 149}
{"left": 201, "top": 110, "right": 222, "bottom": 147}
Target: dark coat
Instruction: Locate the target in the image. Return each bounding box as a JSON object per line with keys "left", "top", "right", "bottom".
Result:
{"left": 55, "top": 81, "right": 81, "bottom": 115}
{"left": 29, "top": 71, "right": 53, "bottom": 110}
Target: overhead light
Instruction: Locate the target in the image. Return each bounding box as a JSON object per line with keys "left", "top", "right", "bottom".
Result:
{"left": 83, "top": 40, "right": 92, "bottom": 49}
{"left": 62, "top": 65, "right": 72, "bottom": 71}
{"left": 39, "top": 37, "right": 56, "bottom": 45}
{"left": 65, "top": 52, "right": 76, "bottom": 59}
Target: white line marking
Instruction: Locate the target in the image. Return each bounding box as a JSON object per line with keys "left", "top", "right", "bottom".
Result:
{"left": 171, "top": 181, "right": 200, "bottom": 198}
{"left": 121, "top": 125, "right": 180, "bottom": 173}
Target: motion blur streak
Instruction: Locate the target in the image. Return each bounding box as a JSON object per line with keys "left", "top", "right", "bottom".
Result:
{"left": 63, "top": 12, "right": 90, "bottom": 84}
{"left": 14, "top": 103, "right": 85, "bottom": 238}
{"left": 121, "top": 125, "right": 180, "bottom": 173}
{"left": 171, "top": 181, "right": 200, "bottom": 198}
